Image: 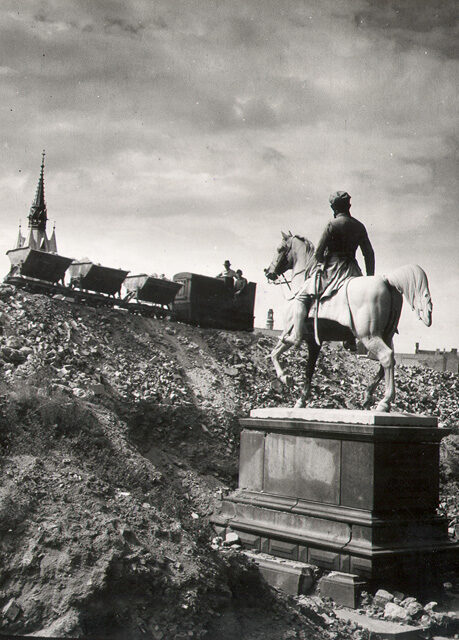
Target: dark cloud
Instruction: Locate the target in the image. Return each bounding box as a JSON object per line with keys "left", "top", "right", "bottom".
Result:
{"left": 228, "top": 17, "right": 260, "bottom": 47}
{"left": 354, "top": 0, "right": 459, "bottom": 58}
{"left": 262, "top": 147, "right": 286, "bottom": 165}
{"left": 356, "top": 0, "right": 456, "bottom": 33}
{"left": 103, "top": 17, "right": 146, "bottom": 36}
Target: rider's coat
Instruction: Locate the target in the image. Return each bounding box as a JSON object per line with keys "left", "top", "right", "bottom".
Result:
{"left": 296, "top": 212, "right": 375, "bottom": 303}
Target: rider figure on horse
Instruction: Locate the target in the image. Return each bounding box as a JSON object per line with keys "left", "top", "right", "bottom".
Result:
{"left": 290, "top": 191, "right": 375, "bottom": 348}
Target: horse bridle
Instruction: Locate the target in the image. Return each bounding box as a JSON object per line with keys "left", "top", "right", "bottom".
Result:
{"left": 271, "top": 240, "right": 292, "bottom": 278}
{"left": 266, "top": 236, "right": 307, "bottom": 286}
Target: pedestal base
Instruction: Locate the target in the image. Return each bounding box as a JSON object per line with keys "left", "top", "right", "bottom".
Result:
{"left": 212, "top": 409, "right": 459, "bottom": 588}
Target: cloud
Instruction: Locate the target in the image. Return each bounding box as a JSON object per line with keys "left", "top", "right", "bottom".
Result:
{"left": 354, "top": 0, "right": 459, "bottom": 59}
{"left": 0, "top": 0, "right": 456, "bottom": 349}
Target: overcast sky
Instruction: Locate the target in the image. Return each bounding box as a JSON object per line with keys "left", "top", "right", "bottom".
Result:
{"left": 1, "top": 0, "right": 457, "bottom": 352}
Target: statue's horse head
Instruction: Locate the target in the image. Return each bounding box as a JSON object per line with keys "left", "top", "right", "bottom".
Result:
{"left": 264, "top": 231, "right": 315, "bottom": 282}
{"left": 264, "top": 231, "right": 294, "bottom": 281}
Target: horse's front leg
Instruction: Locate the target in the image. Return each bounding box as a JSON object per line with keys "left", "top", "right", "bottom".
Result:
{"left": 270, "top": 339, "right": 294, "bottom": 386}
{"left": 295, "top": 339, "right": 321, "bottom": 408}
{"left": 270, "top": 301, "right": 305, "bottom": 386}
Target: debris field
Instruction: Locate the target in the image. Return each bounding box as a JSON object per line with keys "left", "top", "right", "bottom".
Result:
{"left": 0, "top": 284, "right": 457, "bottom": 639}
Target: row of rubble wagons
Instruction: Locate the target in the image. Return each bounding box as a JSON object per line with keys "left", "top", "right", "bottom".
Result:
{"left": 5, "top": 246, "right": 256, "bottom": 331}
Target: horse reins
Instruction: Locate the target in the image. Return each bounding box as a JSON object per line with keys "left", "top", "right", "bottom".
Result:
{"left": 267, "top": 267, "right": 307, "bottom": 288}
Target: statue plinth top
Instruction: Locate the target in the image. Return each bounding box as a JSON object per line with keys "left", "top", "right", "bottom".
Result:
{"left": 249, "top": 407, "right": 437, "bottom": 427}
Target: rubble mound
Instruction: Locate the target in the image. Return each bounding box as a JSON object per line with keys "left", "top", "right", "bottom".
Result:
{"left": 0, "top": 285, "right": 457, "bottom": 639}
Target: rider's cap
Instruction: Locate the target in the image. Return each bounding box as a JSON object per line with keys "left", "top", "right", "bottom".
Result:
{"left": 224, "top": 260, "right": 231, "bottom": 266}
{"left": 329, "top": 191, "right": 351, "bottom": 206}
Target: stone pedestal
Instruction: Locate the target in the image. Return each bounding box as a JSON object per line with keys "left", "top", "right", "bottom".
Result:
{"left": 212, "top": 409, "right": 459, "bottom": 589}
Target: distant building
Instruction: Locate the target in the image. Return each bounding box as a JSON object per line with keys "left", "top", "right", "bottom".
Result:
{"left": 13, "top": 150, "right": 59, "bottom": 254}
{"left": 266, "top": 308, "right": 274, "bottom": 330}
{"left": 6, "top": 151, "right": 75, "bottom": 284}
{"left": 396, "top": 343, "right": 458, "bottom": 374}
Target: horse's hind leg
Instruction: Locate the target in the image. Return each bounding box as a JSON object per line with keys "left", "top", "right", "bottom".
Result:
{"left": 360, "top": 336, "right": 395, "bottom": 412}
{"left": 363, "top": 365, "right": 384, "bottom": 409}
{"left": 295, "top": 340, "right": 321, "bottom": 408}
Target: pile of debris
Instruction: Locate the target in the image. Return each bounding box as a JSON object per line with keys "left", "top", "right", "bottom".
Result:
{"left": 0, "top": 286, "right": 190, "bottom": 406}
{"left": 356, "top": 587, "right": 459, "bottom": 636}
{"left": 1, "top": 284, "right": 457, "bottom": 434}
{"left": 0, "top": 284, "right": 457, "bottom": 639}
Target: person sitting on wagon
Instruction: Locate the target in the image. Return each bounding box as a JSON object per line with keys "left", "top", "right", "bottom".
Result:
{"left": 234, "top": 269, "right": 248, "bottom": 298}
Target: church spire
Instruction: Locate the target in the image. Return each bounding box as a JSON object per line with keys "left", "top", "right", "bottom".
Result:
{"left": 15, "top": 222, "right": 26, "bottom": 249}
{"left": 28, "top": 150, "right": 47, "bottom": 232}
{"left": 48, "top": 223, "right": 58, "bottom": 253}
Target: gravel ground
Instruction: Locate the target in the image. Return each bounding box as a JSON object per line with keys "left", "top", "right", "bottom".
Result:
{"left": 0, "top": 284, "right": 457, "bottom": 639}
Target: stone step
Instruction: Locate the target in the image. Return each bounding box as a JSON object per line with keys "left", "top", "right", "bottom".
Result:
{"left": 242, "top": 550, "right": 314, "bottom": 595}
{"left": 319, "top": 571, "right": 367, "bottom": 609}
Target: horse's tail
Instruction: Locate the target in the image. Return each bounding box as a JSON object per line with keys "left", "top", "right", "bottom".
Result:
{"left": 383, "top": 264, "right": 432, "bottom": 327}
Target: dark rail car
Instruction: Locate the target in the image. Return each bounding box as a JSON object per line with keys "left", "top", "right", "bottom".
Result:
{"left": 68, "top": 261, "right": 129, "bottom": 296}
{"left": 124, "top": 274, "right": 182, "bottom": 305}
{"left": 123, "top": 274, "right": 183, "bottom": 317}
{"left": 6, "top": 247, "right": 73, "bottom": 283}
{"left": 172, "top": 272, "right": 256, "bottom": 331}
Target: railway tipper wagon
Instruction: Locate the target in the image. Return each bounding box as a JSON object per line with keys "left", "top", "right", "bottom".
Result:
{"left": 172, "top": 272, "right": 256, "bottom": 331}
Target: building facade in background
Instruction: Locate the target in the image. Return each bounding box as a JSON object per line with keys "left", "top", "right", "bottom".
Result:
{"left": 396, "top": 343, "right": 458, "bottom": 374}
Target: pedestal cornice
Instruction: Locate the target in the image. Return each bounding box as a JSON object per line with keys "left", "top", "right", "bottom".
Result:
{"left": 241, "top": 410, "right": 448, "bottom": 442}
{"left": 249, "top": 408, "right": 438, "bottom": 427}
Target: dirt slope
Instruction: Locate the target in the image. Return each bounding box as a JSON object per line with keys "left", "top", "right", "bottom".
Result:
{"left": 0, "top": 284, "right": 457, "bottom": 639}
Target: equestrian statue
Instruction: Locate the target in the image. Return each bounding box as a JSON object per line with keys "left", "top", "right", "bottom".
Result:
{"left": 264, "top": 191, "right": 432, "bottom": 412}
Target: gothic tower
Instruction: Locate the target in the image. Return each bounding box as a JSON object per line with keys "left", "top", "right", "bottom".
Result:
{"left": 23, "top": 151, "right": 57, "bottom": 253}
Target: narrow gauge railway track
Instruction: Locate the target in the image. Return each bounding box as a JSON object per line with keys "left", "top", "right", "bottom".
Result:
{"left": 4, "top": 275, "right": 174, "bottom": 319}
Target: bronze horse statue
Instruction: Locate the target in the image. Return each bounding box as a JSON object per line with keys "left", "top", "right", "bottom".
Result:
{"left": 265, "top": 232, "right": 433, "bottom": 412}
